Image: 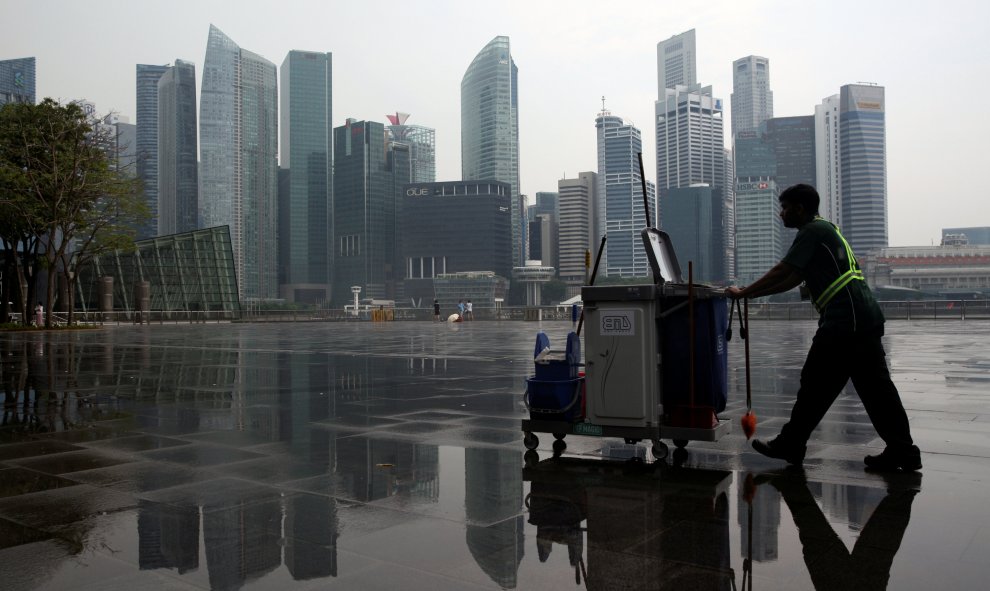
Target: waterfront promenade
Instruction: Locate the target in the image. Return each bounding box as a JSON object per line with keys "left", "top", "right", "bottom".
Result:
{"left": 1, "top": 319, "right": 989, "bottom": 589}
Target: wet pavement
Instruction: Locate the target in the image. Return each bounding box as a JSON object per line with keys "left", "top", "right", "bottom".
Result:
{"left": 1, "top": 319, "right": 988, "bottom": 590}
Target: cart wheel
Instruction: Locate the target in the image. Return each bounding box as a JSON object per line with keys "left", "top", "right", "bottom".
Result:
{"left": 524, "top": 432, "right": 539, "bottom": 450}
{"left": 672, "top": 447, "right": 688, "bottom": 466}
{"left": 524, "top": 449, "right": 540, "bottom": 467}
{"left": 552, "top": 439, "right": 567, "bottom": 455}
{"left": 652, "top": 441, "right": 669, "bottom": 460}
{"left": 673, "top": 439, "right": 689, "bottom": 449}
{"left": 624, "top": 438, "right": 641, "bottom": 445}
{"left": 553, "top": 432, "right": 566, "bottom": 441}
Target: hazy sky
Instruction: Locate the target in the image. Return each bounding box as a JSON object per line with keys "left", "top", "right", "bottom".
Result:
{"left": 7, "top": 0, "right": 988, "bottom": 246}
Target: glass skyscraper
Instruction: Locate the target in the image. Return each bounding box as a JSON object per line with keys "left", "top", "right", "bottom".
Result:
{"left": 279, "top": 50, "right": 332, "bottom": 304}
{"left": 136, "top": 64, "right": 170, "bottom": 239}
{"left": 596, "top": 110, "right": 657, "bottom": 278}
{"left": 461, "top": 36, "right": 522, "bottom": 266}
{"left": 200, "top": 25, "right": 279, "bottom": 300}
{"left": 157, "top": 60, "right": 198, "bottom": 236}
{"left": 731, "top": 55, "right": 773, "bottom": 138}
{"left": 387, "top": 113, "right": 435, "bottom": 184}
{"left": 0, "top": 57, "right": 35, "bottom": 106}
{"left": 332, "top": 120, "right": 410, "bottom": 305}
{"left": 840, "top": 83, "right": 887, "bottom": 255}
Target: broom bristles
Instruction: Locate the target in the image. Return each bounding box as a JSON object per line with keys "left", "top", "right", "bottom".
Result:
{"left": 741, "top": 411, "right": 757, "bottom": 439}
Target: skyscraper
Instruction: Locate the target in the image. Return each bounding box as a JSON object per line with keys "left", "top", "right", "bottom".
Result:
{"left": 558, "top": 172, "right": 598, "bottom": 295}
{"left": 840, "top": 83, "right": 887, "bottom": 254}
{"left": 157, "top": 60, "right": 198, "bottom": 236}
{"left": 597, "top": 109, "right": 657, "bottom": 278}
{"left": 731, "top": 56, "right": 773, "bottom": 138}
{"left": 814, "top": 94, "right": 841, "bottom": 222}
{"left": 734, "top": 129, "right": 784, "bottom": 284}
{"left": 0, "top": 57, "right": 35, "bottom": 106}
{"left": 662, "top": 185, "right": 725, "bottom": 283}
{"left": 656, "top": 30, "right": 697, "bottom": 95}
{"left": 387, "top": 113, "right": 435, "bottom": 183}
{"left": 461, "top": 36, "right": 522, "bottom": 265}
{"left": 136, "top": 64, "right": 169, "bottom": 239}
{"left": 200, "top": 25, "right": 279, "bottom": 300}
{"left": 655, "top": 84, "right": 726, "bottom": 218}
{"left": 332, "top": 119, "right": 410, "bottom": 305}
{"left": 279, "top": 50, "right": 332, "bottom": 304}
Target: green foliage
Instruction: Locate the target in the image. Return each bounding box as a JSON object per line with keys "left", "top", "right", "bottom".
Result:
{"left": 540, "top": 279, "right": 568, "bottom": 305}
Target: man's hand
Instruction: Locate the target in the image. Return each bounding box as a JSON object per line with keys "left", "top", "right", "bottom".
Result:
{"left": 726, "top": 286, "right": 745, "bottom": 300}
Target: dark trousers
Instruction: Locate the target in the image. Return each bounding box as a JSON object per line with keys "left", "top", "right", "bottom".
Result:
{"left": 779, "top": 325, "right": 915, "bottom": 451}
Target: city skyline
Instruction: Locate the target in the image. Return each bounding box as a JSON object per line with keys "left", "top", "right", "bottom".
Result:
{"left": 5, "top": 0, "right": 989, "bottom": 247}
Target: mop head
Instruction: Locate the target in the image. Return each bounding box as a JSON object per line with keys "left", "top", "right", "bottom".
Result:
{"left": 741, "top": 411, "right": 757, "bottom": 440}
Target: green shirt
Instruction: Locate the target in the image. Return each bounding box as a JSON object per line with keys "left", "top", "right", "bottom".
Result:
{"left": 782, "top": 218, "right": 884, "bottom": 332}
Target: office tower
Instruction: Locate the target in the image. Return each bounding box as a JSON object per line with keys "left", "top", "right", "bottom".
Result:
{"left": 723, "top": 148, "right": 736, "bottom": 281}
{"left": 399, "top": 180, "right": 512, "bottom": 306}
{"left": 663, "top": 185, "right": 725, "bottom": 283}
{"left": 731, "top": 56, "right": 773, "bottom": 138}
{"left": 200, "top": 25, "right": 279, "bottom": 300}
{"left": 528, "top": 192, "right": 559, "bottom": 268}
{"left": 461, "top": 36, "right": 522, "bottom": 265}
{"left": 766, "top": 116, "right": 816, "bottom": 192}
{"left": 815, "top": 94, "right": 841, "bottom": 222}
{"left": 657, "top": 30, "right": 697, "bottom": 95}
{"left": 387, "top": 112, "right": 436, "bottom": 183}
{"left": 734, "top": 129, "right": 783, "bottom": 284}
{"left": 136, "top": 64, "right": 170, "bottom": 239}
{"left": 157, "top": 60, "right": 198, "bottom": 236}
{"left": 558, "top": 172, "right": 598, "bottom": 294}
{"left": 0, "top": 57, "right": 35, "bottom": 106}
{"left": 596, "top": 109, "right": 657, "bottom": 278}
{"left": 840, "top": 83, "right": 887, "bottom": 254}
{"left": 332, "top": 119, "right": 410, "bottom": 305}
{"left": 655, "top": 85, "right": 726, "bottom": 196}
{"left": 279, "top": 50, "right": 332, "bottom": 304}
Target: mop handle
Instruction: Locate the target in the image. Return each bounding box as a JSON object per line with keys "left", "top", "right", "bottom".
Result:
{"left": 743, "top": 298, "right": 752, "bottom": 411}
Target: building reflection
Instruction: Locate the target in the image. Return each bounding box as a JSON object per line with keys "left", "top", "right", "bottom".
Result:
{"left": 524, "top": 457, "right": 734, "bottom": 590}
{"left": 465, "top": 448, "right": 525, "bottom": 588}
{"left": 737, "top": 474, "right": 780, "bottom": 562}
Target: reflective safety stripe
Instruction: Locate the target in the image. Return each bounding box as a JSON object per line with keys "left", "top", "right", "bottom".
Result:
{"left": 813, "top": 219, "right": 864, "bottom": 313}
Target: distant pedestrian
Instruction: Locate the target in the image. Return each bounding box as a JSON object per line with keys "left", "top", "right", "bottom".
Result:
{"left": 433, "top": 299, "right": 441, "bottom": 322}
{"left": 465, "top": 300, "right": 474, "bottom": 320}
{"left": 457, "top": 299, "right": 465, "bottom": 319}
{"left": 34, "top": 302, "right": 43, "bottom": 327}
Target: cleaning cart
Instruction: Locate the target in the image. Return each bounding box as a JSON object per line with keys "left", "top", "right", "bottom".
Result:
{"left": 521, "top": 227, "right": 731, "bottom": 460}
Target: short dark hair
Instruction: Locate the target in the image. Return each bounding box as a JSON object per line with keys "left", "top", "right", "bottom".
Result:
{"left": 778, "top": 184, "right": 820, "bottom": 214}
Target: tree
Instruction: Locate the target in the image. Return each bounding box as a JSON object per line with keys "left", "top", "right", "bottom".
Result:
{"left": 0, "top": 99, "right": 145, "bottom": 327}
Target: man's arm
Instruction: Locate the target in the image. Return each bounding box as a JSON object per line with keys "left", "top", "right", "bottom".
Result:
{"left": 726, "top": 261, "right": 803, "bottom": 300}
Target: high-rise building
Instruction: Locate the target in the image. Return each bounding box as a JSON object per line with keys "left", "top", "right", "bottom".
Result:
{"left": 766, "top": 116, "right": 816, "bottom": 192}
{"left": 597, "top": 109, "right": 657, "bottom": 278}
{"left": 461, "top": 36, "right": 522, "bottom": 265}
{"left": 200, "top": 25, "right": 279, "bottom": 300}
{"left": 279, "top": 50, "right": 332, "bottom": 304}
{"left": 663, "top": 185, "right": 725, "bottom": 283}
{"left": 655, "top": 84, "right": 726, "bottom": 226}
{"left": 814, "top": 94, "right": 841, "bottom": 222}
{"left": 332, "top": 119, "right": 410, "bottom": 305}
{"left": 840, "top": 83, "right": 887, "bottom": 255}
{"left": 723, "top": 148, "right": 736, "bottom": 281}
{"left": 656, "top": 30, "right": 697, "bottom": 95}
{"left": 157, "top": 60, "right": 198, "bottom": 236}
{"left": 734, "top": 129, "right": 783, "bottom": 284}
{"left": 527, "top": 192, "right": 559, "bottom": 268}
{"left": 136, "top": 64, "right": 170, "bottom": 239}
{"left": 558, "top": 172, "right": 598, "bottom": 295}
{"left": 387, "top": 113, "right": 436, "bottom": 184}
{"left": 399, "top": 180, "right": 512, "bottom": 307}
{"left": 0, "top": 57, "right": 35, "bottom": 106}
{"left": 731, "top": 56, "right": 773, "bottom": 138}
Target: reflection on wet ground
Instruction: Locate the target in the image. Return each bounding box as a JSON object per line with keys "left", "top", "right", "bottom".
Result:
{"left": 1, "top": 320, "right": 989, "bottom": 590}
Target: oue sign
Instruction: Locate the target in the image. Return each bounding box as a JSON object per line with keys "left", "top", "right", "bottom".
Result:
{"left": 406, "top": 187, "right": 430, "bottom": 197}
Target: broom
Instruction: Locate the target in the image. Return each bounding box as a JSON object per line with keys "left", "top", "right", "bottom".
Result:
{"left": 740, "top": 298, "right": 757, "bottom": 439}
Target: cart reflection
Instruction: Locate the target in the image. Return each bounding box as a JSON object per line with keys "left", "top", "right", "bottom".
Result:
{"left": 523, "top": 455, "right": 734, "bottom": 590}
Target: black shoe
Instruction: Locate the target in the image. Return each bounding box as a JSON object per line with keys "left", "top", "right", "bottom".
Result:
{"left": 752, "top": 438, "right": 806, "bottom": 465}
{"left": 864, "top": 446, "right": 922, "bottom": 472}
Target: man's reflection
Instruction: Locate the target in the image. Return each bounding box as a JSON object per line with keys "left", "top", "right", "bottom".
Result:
{"left": 755, "top": 470, "right": 920, "bottom": 590}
